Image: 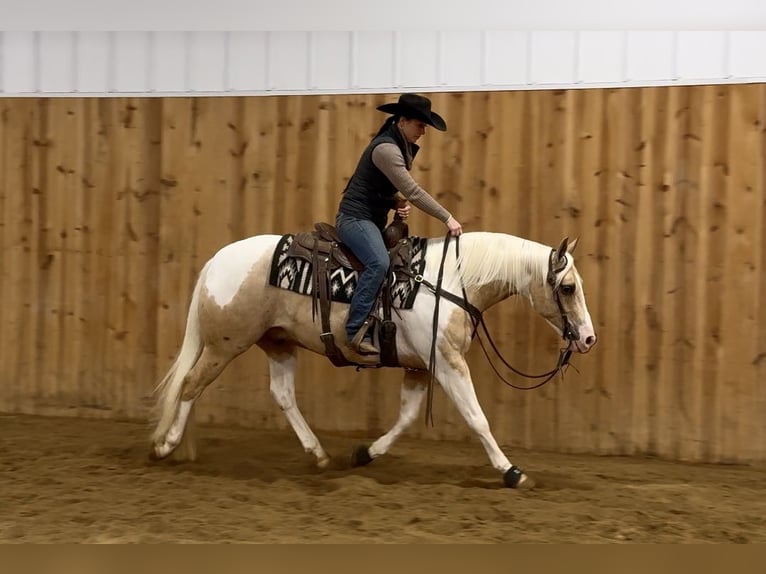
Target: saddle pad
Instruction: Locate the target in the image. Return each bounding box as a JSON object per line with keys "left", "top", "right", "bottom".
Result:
{"left": 268, "top": 234, "right": 428, "bottom": 310}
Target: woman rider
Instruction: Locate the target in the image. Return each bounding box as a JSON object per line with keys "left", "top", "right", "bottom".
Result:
{"left": 335, "top": 93, "right": 463, "bottom": 357}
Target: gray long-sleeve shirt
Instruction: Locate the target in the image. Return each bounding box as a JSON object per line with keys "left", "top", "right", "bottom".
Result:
{"left": 371, "top": 143, "right": 452, "bottom": 223}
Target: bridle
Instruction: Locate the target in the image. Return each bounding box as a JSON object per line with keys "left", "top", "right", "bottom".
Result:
{"left": 411, "top": 235, "right": 580, "bottom": 425}
{"left": 546, "top": 246, "right": 580, "bottom": 344}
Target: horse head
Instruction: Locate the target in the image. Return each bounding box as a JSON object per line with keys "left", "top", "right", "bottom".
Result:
{"left": 527, "top": 237, "right": 597, "bottom": 354}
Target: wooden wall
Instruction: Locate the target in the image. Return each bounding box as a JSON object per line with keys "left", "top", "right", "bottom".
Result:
{"left": 1, "top": 85, "right": 765, "bottom": 463}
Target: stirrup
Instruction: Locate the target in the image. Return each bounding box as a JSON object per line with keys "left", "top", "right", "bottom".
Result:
{"left": 350, "top": 322, "right": 378, "bottom": 355}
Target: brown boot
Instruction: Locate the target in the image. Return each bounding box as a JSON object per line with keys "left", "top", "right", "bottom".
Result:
{"left": 349, "top": 326, "right": 379, "bottom": 356}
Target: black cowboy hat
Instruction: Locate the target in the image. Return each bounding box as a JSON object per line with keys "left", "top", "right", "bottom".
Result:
{"left": 377, "top": 93, "right": 447, "bottom": 131}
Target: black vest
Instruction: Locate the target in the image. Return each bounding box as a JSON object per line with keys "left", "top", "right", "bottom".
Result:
{"left": 339, "top": 123, "right": 419, "bottom": 230}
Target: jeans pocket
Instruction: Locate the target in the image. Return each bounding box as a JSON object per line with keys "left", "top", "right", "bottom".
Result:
{"left": 335, "top": 213, "right": 362, "bottom": 245}
{"left": 335, "top": 212, "right": 351, "bottom": 233}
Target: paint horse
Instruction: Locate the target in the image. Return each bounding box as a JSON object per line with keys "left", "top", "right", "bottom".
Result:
{"left": 150, "top": 231, "right": 596, "bottom": 488}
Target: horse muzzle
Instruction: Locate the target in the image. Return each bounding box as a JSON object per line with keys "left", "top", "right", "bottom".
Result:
{"left": 568, "top": 330, "right": 597, "bottom": 354}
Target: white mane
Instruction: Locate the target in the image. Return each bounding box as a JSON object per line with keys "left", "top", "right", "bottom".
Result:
{"left": 424, "top": 232, "right": 556, "bottom": 294}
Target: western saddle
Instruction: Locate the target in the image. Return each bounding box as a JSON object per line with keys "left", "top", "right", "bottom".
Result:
{"left": 286, "top": 217, "right": 413, "bottom": 368}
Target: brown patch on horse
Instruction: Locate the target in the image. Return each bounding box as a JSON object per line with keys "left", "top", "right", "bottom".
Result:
{"left": 433, "top": 308, "right": 474, "bottom": 378}
{"left": 194, "top": 251, "right": 388, "bottom": 366}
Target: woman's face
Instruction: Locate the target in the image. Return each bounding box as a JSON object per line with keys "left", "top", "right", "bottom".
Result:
{"left": 398, "top": 117, "right": 427, "bottom": 143}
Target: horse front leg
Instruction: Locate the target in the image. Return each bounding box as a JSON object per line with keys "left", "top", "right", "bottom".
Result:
{"left": 437, "top": 355, "right": 534, "bottom": 489}
{"left": 350, "top": 368, "right": 428, "bottom": 467}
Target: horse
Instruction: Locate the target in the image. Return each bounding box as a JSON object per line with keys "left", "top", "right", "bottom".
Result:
{"left": 149, "top": 230, "right": 596, "bottom": 489}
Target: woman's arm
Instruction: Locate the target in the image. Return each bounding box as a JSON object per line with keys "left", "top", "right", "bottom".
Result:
{"left": 372, "top": 143, "right": 452, "bottom": 223}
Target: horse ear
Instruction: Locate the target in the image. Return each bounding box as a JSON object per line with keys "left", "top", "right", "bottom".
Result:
{"left": 567, "top": 237, "right": 579, "bottom": 255}
{"left": 555, "top": 237, "right": 569, "bottom": 262}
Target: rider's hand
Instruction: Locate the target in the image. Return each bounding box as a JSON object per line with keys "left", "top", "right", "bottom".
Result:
{"left": 445, "top": 216, "right": 463, "bottom": 237}
{"left": 396, "top": 203, "right": 412, "bottom": 220}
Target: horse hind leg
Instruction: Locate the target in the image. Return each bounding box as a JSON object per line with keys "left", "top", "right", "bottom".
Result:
{"left": 260, "top": 342, "right": 331, "bottom": 469}
{"left": 151, "top": 345, "right": 234, "bottom": 461}
{"left": 351, "top": 368, "right": 428, "bottom": 467}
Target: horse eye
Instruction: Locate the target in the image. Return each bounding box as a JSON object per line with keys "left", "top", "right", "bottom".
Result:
{"left": 560, "top": 284, "right": 576, "bottom": 296}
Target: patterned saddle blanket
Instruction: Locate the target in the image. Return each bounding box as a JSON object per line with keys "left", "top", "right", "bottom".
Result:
{"left": 268, "top": 234, "right": 428, "bottom": 310}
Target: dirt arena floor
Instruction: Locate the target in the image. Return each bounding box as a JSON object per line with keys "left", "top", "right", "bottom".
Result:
{"left": 2, "top": 412, "right": 765, "bottom": 543}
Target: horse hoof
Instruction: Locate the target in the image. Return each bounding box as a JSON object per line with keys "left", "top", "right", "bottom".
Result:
{"left": 351, "top": 445, "right": 373, "bottom": 467}
{"left": 516, "top": 474, "right": 536, "bottom": 490}
{"left": 148, "top": 443, "right": 173, "bottom": 462}
{"left": 317, "top": 456, "right": 332, "bottom": 469}
{"left": 148, "top": 447, "right": 164, "bottom": 462}
{"left": 503, "top": 465, "right": 534, "bottom": 489}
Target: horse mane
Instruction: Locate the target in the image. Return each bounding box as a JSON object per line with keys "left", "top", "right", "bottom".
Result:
{"left": 425, "top": 232, "right": 553, "bottom": 294}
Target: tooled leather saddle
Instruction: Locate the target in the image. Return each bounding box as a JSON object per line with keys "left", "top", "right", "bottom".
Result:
{"left": 286, "top": 218, "right": 412, "bottom": 368}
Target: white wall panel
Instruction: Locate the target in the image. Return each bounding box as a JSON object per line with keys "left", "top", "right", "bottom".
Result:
{"left": 113, "top": 32, "right": 150, "bottom": 92}
{"left": 677, "top": 31, "right": 728, "bottom": 80}
{"left": 310, "top": 32, "right": 351, "bottom": 90}
{"left": 729, "top": 31, "right": 766, "bottom": 78}
{"left": 353, "top": 31, "right": 395, "bottom": 89}
{"left": 227, "top": 32, "right": 267, "bottom": 91}
{"left": 266, "top": 32, "right": 309, "bottom": 91}
{"left": 1, "top": 29, "right": 765, "bottom": 96}
{"left": 2, "top": 31, "right": 36, "bottom": 93}
{"left": 440, "top": 32, "right": 483, "bottom": 87}
{"left": 577, "top": 31, "right": 625, "bottom": 84}
{"left": 188, "top": 32, "right": 227, "bottom": 92}
{"left": 75, "top": 32, "right": 110, "bottom": 93}
{"left": 39, "top": 32, "right": 75, "bottom": 92}
{"left": 530, "top": 31, "right": 576, "bottom": 85}
{"left": 397, "top": 31, "right": 439, "bottom": 88}
{"left": 3, "top": 0, "right": 765, "bottom": 31}
{"left": 485, "top": 31, "right": 528, "bottom": 86}
{"left": 152, "top": 32, "right": 186, "bottom": 92}
{"left": 625, "top": 31, "right": 675, "bottom": 82}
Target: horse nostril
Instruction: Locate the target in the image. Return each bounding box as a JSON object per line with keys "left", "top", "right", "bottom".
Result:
{"left": 585, "top": 335, "right": 596, "bottom": 346}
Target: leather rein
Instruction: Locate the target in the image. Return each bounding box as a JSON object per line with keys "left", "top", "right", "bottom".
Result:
{"left": 408, "top": 235, "right": 579, "bottom": 425}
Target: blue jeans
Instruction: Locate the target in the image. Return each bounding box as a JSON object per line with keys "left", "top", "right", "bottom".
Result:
{"left": 335, "top": 212, "right": 389, "bottom": 340}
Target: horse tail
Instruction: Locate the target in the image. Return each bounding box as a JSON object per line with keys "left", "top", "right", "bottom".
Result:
{"left": 150, "top": 260, "right": 209, "bottom": 448}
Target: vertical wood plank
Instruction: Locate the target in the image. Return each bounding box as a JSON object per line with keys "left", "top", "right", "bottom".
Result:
{"left": 657, "top": 86, "right": 683, "bottom": 458}
{"left": 681, "top": 85, "right": 706, "bottom": 460}
{"left": 0, "top": 103, "right": 6, "bottom": 412}
{"left": 611, "top": 87, "right": 642, "bottom": 455}
{"left": 755, "top": 83, "right": 766, "bottom": 462}
{"left": 52, "top": 98, "right": 85, "bottom": 416}
{"left": 486, "top": 89, "right": 529, "bottom": 449}
{"left": 77, "top": 99, "right": 110, "bottom": 414}
{"left": 2, "top": 102, "right": 37, "bottom": 412}
{"left": 239, "top": 95, "right": 282, "bottom": 430}
{"left": 698, "top": 86, "right": 729, "bottom": 462}
{"left": 575, "top": 87, "right": 605, "bottom": 454}
{"left": 14, "top": 100, "right": 43, "bottom": 413}
{"left": 673, "top": 85, "right": 700, "bottom": 459}
{"left": 33, "top": 100, "right": 57, "bottom": 412}
{"left": 720, "top": 84, "right": 761, "bottom": 462}
{"left": 530, "top": 89, "right": 567, "bottom": 451}
{"left": 121, "top": 98, "right": 161, "bottom": 419}
{"left": 102, "top": 98, "right": 132, "bottom": 417}
{"left": 191, "top": 96, "right": 247, "bottom": 427}
{"left": 632, "top": 87, "right": 658, "bottom": 454}
{"left": 645, "top": 87, "right": 671, "bottom": 456}
{"left": 554, "top": 88, "right": 588, "bottom": 453}
{"left": 156, "top": 98, "right": 198, "bottom": 404}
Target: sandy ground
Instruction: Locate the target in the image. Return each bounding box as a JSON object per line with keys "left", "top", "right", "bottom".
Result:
{"left": 1, "top": 412, "right": 765, "bottom": 543}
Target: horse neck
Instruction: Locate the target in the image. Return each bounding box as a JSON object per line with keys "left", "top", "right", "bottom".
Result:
{"left": 463, "top": 279, "right": 520, "bottom": 312}
{"left": 432, "top": 232, "right": 548, "bottom": 313}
